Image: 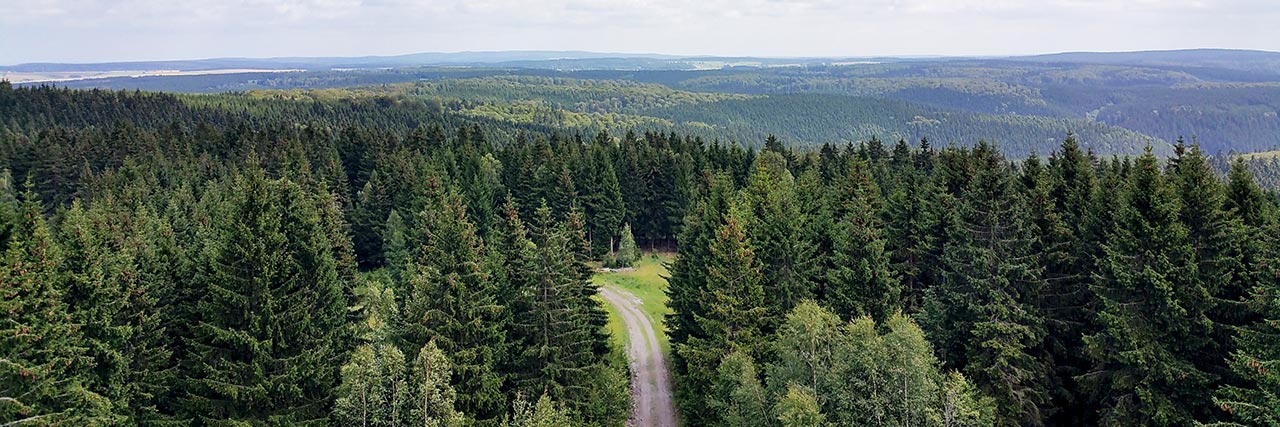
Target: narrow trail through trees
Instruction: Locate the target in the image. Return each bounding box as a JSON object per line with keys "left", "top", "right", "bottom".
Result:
{"left": 600, "top": 286, "right": 677, "bottom": 427}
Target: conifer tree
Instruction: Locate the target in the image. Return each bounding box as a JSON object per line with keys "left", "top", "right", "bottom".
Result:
{"left": 1084, "top": 148, "right": 1215, "bottom": 427}
{"left": 397, "top": 184, "right": 507, "bottom": 425}
{"left": 181, "top": 169, "right": 348, "bottom": 426}
{"left": 1172, "top": 144, "right": 1249, "bottom": 396}
{"left": 826, "top": 156, "right": 898, "bottom": 321}
{"left": 508, "top": 205, "right": 607, "bottom": 404}
{"left": 1039, "top": 136, "right": 1102, "bottom": 426}
{"left": 667, "top": 173, "right": 735, "bottom": 394}
{"left": 674, "top": 199, "right": 769, "bottom": 426}
{"left": 613, "top": 223, "right": 640, "bottom": 268}
{"left": 0, "top": 181, "right": 110, "bottom": 425}
{"left": 582, "top": 149, "right": 625, "bottom": 260}
{"left": 883, "top": 164, "right": 938, "bottom": 313}
{"left": 742, "top": 151, "right": 817, "bottom": 323}
{"left": 925, "top": 144, "right": 1052, "bottom": 426}
{"left": 57, "top": 202, "right": 173, "bottom": 425}
{"left": 1212, "top": 237, "right": 1280, "bottom": 426}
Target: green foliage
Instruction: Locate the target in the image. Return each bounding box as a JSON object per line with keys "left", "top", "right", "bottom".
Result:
{"left": 610, "top": 223, "right": 641, "bottom": 268}
{"left": 710, "top": 352, "right": 772, "bottom": 427}
{"left": 0, "top": 184, "right": 112, "bottom": 425}
{"left": 775, "top": 385, "right": 825, "bottom": 427}
{"left": 508, "top": 394, "right": 574, "bottom": 427}
{"left": 181, "top": 168, "right": 348, "bottom": 426}
{"left": 408, "top": 341, "right": 465, "bottom": 427}
{"left": 397, "top": 185, "right": 507, "bottom": 424}
{"left": 1085, "top": 148, "right": 1216, "bottom": 426}
{"left": 334, "top": 343, "right": 411, "bottom": 427}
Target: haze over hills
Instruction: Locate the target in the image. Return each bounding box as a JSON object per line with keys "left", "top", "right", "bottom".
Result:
{"left": 6, "top": 48, "right": 1280, "bottom": 159}
{"left": 3, "top": 48, "right": 1277, "bottom": 73}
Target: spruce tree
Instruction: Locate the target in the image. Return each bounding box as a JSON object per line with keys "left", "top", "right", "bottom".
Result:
{"left": 825, "top": 156, "right": 898, "bottom": 321}
{"left": 397, "top": 184, "right": 507, "bottom": 425}
{"left": 674, "top": 199, "right": 769, "bottom": 426}
{"left": 181, "top": 169, "right": 348, "bottom": 426}
{"left": 1172, "top": 144, "right": 1249, "bottom": 401}
{"left": 742, "top": 151, "right": 817, "bottom": 324}
{"left": 1084, "top": 148, "right": 1215, "bottom": 427}
{"left": 925, "top": 144, "right": 1052, "bottom": 426}
{"left": 1040, "top": 136, "right": 1102, "bottom": 426}
{"left": 57, "top": 202, "right": 173, "bottom": 425}
{"left": 613, "top": 223, "right": 640, "bottom": 268}
{"left": 0, "top": 182, "right": 110, "bottom": 425}
{"left": 508, "top": 205, "right": 608, "bottom": 406}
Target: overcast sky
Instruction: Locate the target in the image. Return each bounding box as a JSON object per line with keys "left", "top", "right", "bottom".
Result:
{"left": 3, "top": 0, "right": 1278, "bottom": 64}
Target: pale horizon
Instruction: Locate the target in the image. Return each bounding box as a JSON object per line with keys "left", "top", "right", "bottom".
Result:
{"left": 4, "top": 0, "right": 1278, "bottom": 64}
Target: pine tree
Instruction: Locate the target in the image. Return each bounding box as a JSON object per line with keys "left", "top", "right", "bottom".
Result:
{"left": 613, "top": 223, "right": 640, "bottom": 268}
{"left": 742, "top": 151, "right": 817, "bottom": 324}
{"left": 508, "top": 205, "right": 608, "bottom": 407}
{"left": 1172, "top": 144, "right": 1248, "bottom": 402}
{"left": 397, "top": 184, "right": 507, "bottom": 425}
{"left": 667, "top": 173, "right": 735, "bottom": 405}
{"left": 925, "top": 144, "right": 1052, "bottom": 426}
{"left": 582, "top": 150, "right": 625, "bottom": 260}
{"left": 826, "top": 156, "right": 898, "bottom": 321}
{"left": 57, "top": 201, "right": 173, "bottom": 425}
{"left": 0, "top": 181, "right": 110, "bottom": 425}
{"left": 1084, "top": 148, "right": 1215, "bottom": 427}
{"left": 1212, "top": 161, "right": 1280, "bottom": 427}
{"left": 181, "top": 169, "right": 348, "bottom": 426}
{"left": 883, "top": 164, "right": 938, "bottom": 313}
{"left": 674, "top": 200, "right": 769, "bottom": 426}
{"left": 1040, "top": 135, "right": 1102, "bottom": 426}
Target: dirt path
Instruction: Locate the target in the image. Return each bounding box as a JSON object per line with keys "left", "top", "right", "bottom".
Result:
{"left": 600, "top": 286, "right": 677, "bottom": 427}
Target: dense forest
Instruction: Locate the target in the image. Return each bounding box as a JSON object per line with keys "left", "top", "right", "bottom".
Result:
{"left": 28, "top": 55, "right": 1280, "bottom": 155}
{"left": 2, "top": 81, "right": 1280, "bottom": 427}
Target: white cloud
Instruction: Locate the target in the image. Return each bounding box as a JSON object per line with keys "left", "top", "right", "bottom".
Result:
{"left": 1, "top": 0, "right": 1277, "bottom": 63}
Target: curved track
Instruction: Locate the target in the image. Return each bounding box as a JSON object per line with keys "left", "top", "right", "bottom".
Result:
{"left": 600, "top": 286, "right": 677, "bottom": 427}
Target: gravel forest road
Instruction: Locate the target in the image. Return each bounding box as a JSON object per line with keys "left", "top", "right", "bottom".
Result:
{"left": 600, "top": 286, "right": 677, "bottom": 427}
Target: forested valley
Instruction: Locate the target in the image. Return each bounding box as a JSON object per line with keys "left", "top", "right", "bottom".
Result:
{"left": 3, "top": 81, "right": 1280, "bottom": 427}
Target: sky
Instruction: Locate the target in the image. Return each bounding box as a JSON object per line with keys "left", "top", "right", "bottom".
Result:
{"left": 3, "top": 0, "right": 1279, "bottom": 64}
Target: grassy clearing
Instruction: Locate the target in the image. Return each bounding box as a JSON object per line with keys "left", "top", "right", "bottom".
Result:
{"left": 593, "top": 252, "right": 674, "bottom": 354}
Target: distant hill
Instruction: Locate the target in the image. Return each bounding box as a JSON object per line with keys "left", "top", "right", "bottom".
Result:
{"left": 0, "top": 51, "right": 685, "bottom": 73}
{"left": 1021, "top": 49, "right": 1280, "bottom": 75}
{"left": 10, "top": 49, "right": 1280, "bottom": 157}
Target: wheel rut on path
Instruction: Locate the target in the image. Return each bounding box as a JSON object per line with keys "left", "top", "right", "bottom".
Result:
{"left": 600, "top": 286, "right": 677, "bottom": 427}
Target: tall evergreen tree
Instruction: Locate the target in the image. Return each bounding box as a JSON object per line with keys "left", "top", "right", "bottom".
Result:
{"left": 1084, "top": 148, "right": 1215, "bottom": 427}
{"left": 742, "top": 151, "right": 817, "bottom": 324}
{"left": 1039, "top": 136, "right": 1102, "bottom": 426}
{"left": 57, "top": 202, "right": 174, "bottom": 425}
{"left": 925, "top": 144, "right": 1052, "bottom": 426}
{"left": 181, "top": 169, "right": 348, "bottom": 426}
{"left": 397, "top": 184, "right": 507, "bottom": 425}
{"left": 825, "top": 157, "right": 898, "bottom": 321}
{"left": 1, "top": 180, "right": 111, "bottom": 425}
{"left": 674, "top": 200, "right": 769, "bottom": 426}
